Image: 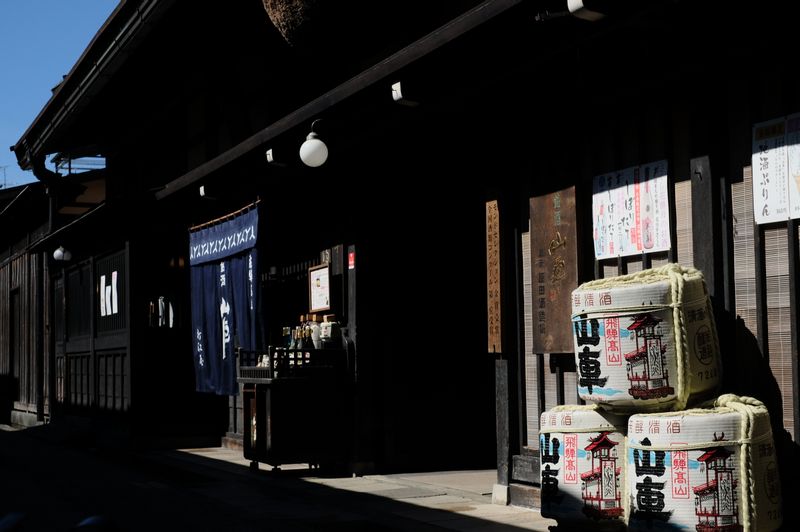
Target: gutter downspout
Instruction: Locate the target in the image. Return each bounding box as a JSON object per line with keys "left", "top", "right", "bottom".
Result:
{"left": 31, "top": 154, "right": 60, "bottom": 234}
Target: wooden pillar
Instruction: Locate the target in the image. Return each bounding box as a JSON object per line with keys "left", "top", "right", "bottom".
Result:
{"left": 36, "top": 252, "right": 45, "bottom": 421}
{"left": 691, "top": 156, "right": 724, "bottom": 300}
{"left": 495, "top": 359, "right": 509, "bottom": 487}
{"left": 788, "top": 221, "right": 800, "bottom": 434}
{"left": 754, "top": 221, "right": 768, "bottom": 360}
{"left": 487, "top": 193, "right": 523, "bottom": 503}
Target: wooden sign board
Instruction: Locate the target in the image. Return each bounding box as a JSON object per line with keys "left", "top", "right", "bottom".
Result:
{"left": 530, "top": 187, "right": 579, "bottom": 354}
{"left": 486, "top": 200, "right": 501, "bottom": 353}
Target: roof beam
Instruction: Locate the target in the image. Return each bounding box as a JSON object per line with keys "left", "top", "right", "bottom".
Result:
{"left": 155, "top": 0, "right": 523, "bottom": 200}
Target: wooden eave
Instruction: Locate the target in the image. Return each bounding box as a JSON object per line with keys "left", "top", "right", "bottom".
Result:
{"left": 11, "top": 0, "right": 175, "bottom": 170}
{"left": 154, "top": 0, "right": 524, "bottom": 200}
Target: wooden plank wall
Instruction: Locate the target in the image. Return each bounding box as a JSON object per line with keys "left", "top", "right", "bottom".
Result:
{"left": 0, "top": 264, "right": 8, "bottom": 377}
{"left": 54, "top": 251, "right": 130, "bottom": 413}
{"left": 0, "top": 252, "right": 42, "bottom": 409}
{"left": 522, "top": 150, "right": 798, "bottom": 448}
{"left": 519, "top": 80, "right": 800, "bottom": 452}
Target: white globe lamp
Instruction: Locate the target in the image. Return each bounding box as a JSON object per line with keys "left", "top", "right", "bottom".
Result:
{"left": 299, "top": 131, "right": 328, "bottom": 167}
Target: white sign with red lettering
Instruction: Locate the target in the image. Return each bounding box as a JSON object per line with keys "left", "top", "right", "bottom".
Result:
{"left": 592, "top": 160, "right": 670, "bottom": 259}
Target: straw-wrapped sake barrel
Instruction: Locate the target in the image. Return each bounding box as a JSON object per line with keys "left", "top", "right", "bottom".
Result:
{"left": 571, "top": 264, "right": 721, "bottom": 412}
{"left": 539, "top": 404, "right": 628, "bottom": 528}
{"left": 626, "top": 395, "right": 782, "bottom": 531}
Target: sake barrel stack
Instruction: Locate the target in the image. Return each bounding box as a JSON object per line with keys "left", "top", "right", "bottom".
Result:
{"left": 539, "top": 404, "right": 628, "bottom": 528}
{"left": 626, "top": 395, "right": 782, "bottom": 531}
{"left": 571, "top": 264, "right": 721, "bottom": 413}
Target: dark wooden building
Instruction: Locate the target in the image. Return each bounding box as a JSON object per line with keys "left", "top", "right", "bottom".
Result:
{"left": 10, "top": 0, "right": 503, "bottom": 469}
{"left": 6, "top": 0, "right": 800, "bottom": 513}
{"left": 0, "top": 183, "right": 49, "bottom": 427}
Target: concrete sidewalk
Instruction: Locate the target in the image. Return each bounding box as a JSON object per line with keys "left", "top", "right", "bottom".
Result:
{"left": 165, "top": 446, "right": 556, "bottom": 531}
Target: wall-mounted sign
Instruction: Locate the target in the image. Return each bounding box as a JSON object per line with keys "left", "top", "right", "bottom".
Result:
{"left": 592, "top": 160, "right": 671, "bottom": 259}
{"left": 751, "top": 116, "right": 800, "bottom": 225}
{"left": 486, "top": 200, "right": 502, "bottom": 353}
{"left": 309, "top": 264, "right": 330, "bottom": 313}
{"left": 531, "top": 187, "right": 579, "bottom": 354}
{"left": 99, "top": 271, "right": 119, "bottom": 317}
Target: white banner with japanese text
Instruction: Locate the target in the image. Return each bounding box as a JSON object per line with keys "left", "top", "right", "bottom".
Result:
{"left": 592, "top": 160, "right": 670, "bottom": 259}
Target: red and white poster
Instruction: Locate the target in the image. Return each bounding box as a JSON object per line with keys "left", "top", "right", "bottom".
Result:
{"left": 592, "top": 160, "right": 670, "bottom": 259}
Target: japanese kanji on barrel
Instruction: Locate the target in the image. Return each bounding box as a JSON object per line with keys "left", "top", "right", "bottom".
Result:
{"left": 571, "top": 264, "right": 721, "bottom": 412}
{"left": 626, "top": 395, "right": 782, "bottom": 531}
{"left": 539, "top": 404, "right": 628, "bottom": 528}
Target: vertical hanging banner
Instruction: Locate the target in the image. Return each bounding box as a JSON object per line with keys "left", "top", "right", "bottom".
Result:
{"left": 592, "top": 160, "right": 671, "bottom": 259}
{"left": 189, "top": 205, "right": 259, "bottom": 395}
{"left": 753, "top": 118, "right": 789, "bottom": 224}
{"left": 486, "top": 200, "right": 502, "bottom": 353}
{"left": 530, "top": 187, "right": 579, "bottom": 354}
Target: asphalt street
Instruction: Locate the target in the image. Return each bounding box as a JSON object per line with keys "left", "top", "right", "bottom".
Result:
{"left": 0, "top": 423, "right": 552, "bottom": 532}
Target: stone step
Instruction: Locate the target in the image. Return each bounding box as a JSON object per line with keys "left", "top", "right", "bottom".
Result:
{"left": 509, "top": 482, "right": 541, "bottom": 509}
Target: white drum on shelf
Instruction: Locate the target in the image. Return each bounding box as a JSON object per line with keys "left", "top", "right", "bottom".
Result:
{"left": 626, "top": 394, "right": 782, "bottom": 531}
{"left": 571, "top": 264, "right": 721, "bottom": 412}
{"left": 539, "top": 404, "right": 628, "bottom": 528}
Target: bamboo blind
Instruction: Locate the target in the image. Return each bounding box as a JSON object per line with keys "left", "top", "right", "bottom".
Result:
{"left": 732, "top": 166, "right": 794, "bottom": 439}
{"left": 525, "top": 353, "right": 539, "bottom": 446}
{"left": 522, "top": 230, "right": 539, "bottom": 445}
{"left": 650, "top": 251, "right": 671, "bottom": 268}
{"left": 732, "top": 167, "right": 758, "bottom": 335}
{"left": 674, "top": 179, "right": 694, "bottom": 268}
{"left": 543, "top": 354, "right": 558, "bottom": 413}
{"left": 522, "top": 231, "right": 532, "bottom": 358}
{"left": 626, "top": 255, "right": 643, "bottom": 274}
{"left": 764, "top": 227, "right": 795, "bottom": 438}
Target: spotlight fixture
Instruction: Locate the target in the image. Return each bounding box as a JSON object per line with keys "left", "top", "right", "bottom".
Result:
{"left": 199, "top": 185, "right": 217, "bottom": 199}
{"left": 299, "top": 119, "right": 328, "bottom": 168}
{"left": 391, "top": 81, "right": 419, "bottom": 107}
{"left": 265, "top": 147, "right": 287, "bottom": 167}
{"left": 567, "top": 0, "right": 605, "bottom": 21}
{"left": 53, "top": 246, "right": 72, "bottom": 261}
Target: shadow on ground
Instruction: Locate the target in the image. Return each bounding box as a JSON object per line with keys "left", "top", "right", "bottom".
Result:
{"left": 0, "top": 422, "right": 541, "bottom": 532}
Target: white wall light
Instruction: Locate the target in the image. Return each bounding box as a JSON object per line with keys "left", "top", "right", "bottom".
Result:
{"left": 53, "top": 246, "right": 72, "bottom": 261}
{"left": 391, "top": 81, "right": 419, "bottom": 107}
{"left": 567, "top": 0, "right": 605, "bottom": 21}
{"left": 299, "top": 119, "right": 328, "bottom": 168}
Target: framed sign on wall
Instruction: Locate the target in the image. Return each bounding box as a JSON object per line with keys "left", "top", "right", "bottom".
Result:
{"left": 309, "top": 264, "right": 331, "bottom": 313}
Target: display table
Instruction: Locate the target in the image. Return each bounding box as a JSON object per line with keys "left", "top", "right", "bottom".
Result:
{"left": 238, "top": 347, "right": 350, "bottom": 470}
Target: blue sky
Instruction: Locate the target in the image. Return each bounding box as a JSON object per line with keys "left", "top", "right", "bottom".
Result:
{"left": 0, "top": 1, "right": 118, "bottom": 189}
